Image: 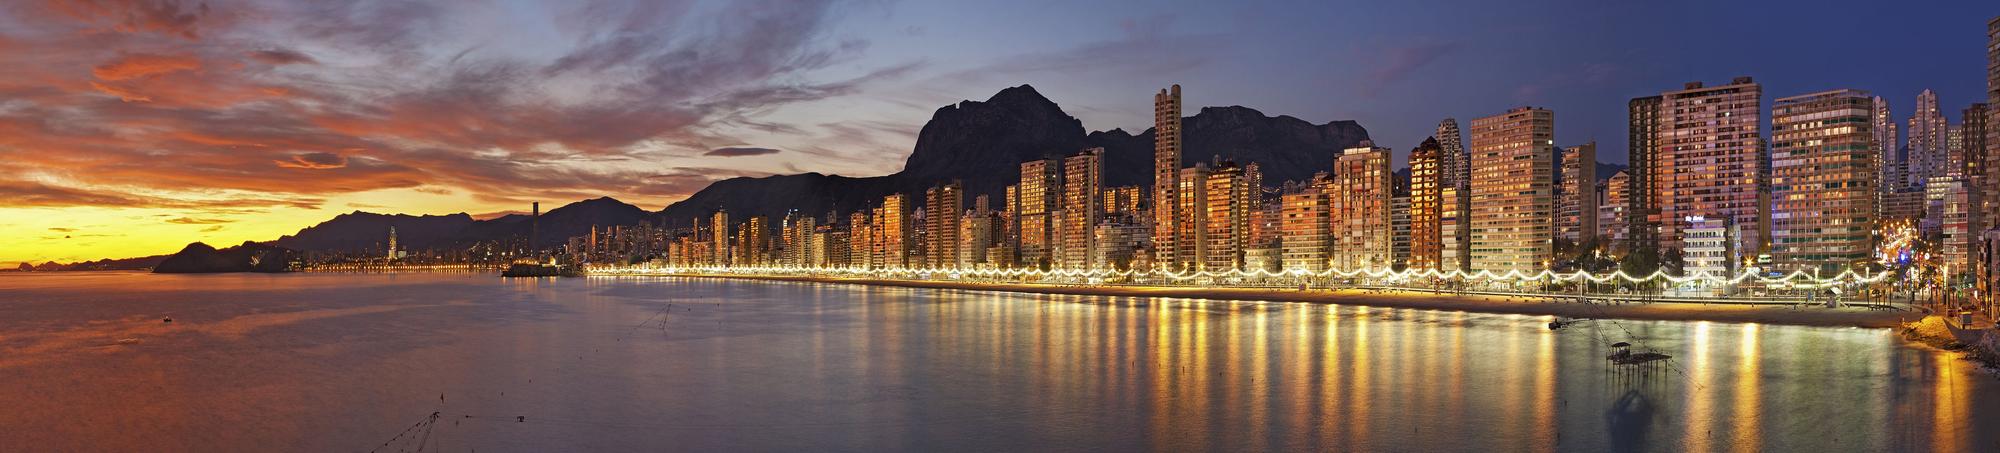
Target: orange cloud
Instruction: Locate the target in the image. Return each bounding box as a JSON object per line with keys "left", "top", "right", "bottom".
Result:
{"left": 274, "top": 152, "right": 348, "bottom": 169}
{"left": 92, "top": 53, "right": 201, "bottom": 81}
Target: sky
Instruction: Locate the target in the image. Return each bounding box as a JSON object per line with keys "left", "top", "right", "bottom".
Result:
{"left": 1, "top": 0, "right": 1995, "bottom": 266}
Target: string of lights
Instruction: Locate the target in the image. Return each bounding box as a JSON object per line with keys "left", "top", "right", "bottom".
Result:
{"left": 587, "top": 264, "right": 1890, "bottom": 289}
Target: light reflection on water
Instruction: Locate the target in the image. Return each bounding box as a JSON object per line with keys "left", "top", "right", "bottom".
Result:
{"left": 0, "top": 272, "right": 1994, "bottom": 452}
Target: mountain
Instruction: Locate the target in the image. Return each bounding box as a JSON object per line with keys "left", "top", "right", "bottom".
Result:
{"left": 153, "top": 241, "right": 296, "bottom": 273}
{"left": 1596, "top": 162, "right": 1629, "bottom": 182}
{"left": 658, "top": 84, "right": 1371, "bottom": 226}
{"left": 272, "top": 212, "right": 477, "bottom": 252}
{"left": 269, "top": 196, "right": 651, "bottom": 253}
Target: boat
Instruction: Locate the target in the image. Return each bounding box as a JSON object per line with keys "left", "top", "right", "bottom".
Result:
{"left": 501, "top": 260, "right": 562, "bottom": 278}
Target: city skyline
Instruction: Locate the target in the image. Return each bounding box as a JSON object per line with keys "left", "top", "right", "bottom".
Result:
{"left": 2, "top": 0, "right": 1996, "bottom": 266}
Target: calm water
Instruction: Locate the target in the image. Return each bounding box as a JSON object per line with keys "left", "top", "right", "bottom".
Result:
{"left": 0, "top": 272, "right": 1994, "bottom": 452}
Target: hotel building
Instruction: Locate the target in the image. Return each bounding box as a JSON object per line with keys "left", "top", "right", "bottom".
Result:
{"left": 1769, "top": 89, "right": 1877, "bottom": 272}
{"left": 1331, "top": 143, "right": 1394, "bottom": 270}
{"left": 1469, "top": 107, "right": 1555, "bottom": 273}
{"left": 1657, "top": 78, "right": 1765, "bottom": 264}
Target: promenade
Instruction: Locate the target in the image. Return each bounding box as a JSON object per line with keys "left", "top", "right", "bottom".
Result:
{"left": 590, "top": 270, "right": 1921, "bottom": 329}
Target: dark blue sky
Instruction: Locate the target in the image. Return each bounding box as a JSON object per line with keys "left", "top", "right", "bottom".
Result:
{"left": 834, "top": 0, "right": 1996, "bottom": 168}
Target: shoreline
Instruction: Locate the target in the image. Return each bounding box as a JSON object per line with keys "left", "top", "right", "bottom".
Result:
{"left": 619, "top": 272, "right": 1923, "bottom": 329}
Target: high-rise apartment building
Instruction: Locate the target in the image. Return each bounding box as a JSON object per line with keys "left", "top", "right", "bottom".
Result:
{"left": 1657, "top": 78, "right": 1765, "bottom": 263}
{"left": 1770, "top": 89, "right": 1877, "bottom": 272}
{"left": 1910, "top": 89, "right": 1951, "bottom": 185}
{"left": 1017, "top": 158, "right": 1060, "bottom": 269}
{"left": 1436, "top": 118, "right": 1468, "bottom": 191}
{"left": 1103, "top": 186, "right": 1144, "bottom": 216}
{"left": 879, "top": 194, "right": 909, "bottom": 268}
{"left": 1280, "top": 174, "right": 1331, "bottom": 273}
{"left": 1202, "top": 161, "right": 1254, "bottom": 272}
{"left": 1331, "top": 143, "right": 1394, "bottom": 270}
{"left": 1060, "top": 148, "right": 1104, "bottom": 269}
{"left": 1627, "top": 95, "right": 1664, "bottom": 249}
{"left": 1989, "top": 18, "right": 2000, "bottom": 224}
{"left": 711, "top": 210, "right": 731, "bottom": 267}
{"left": 1175, "top": 165, "right": 1210, "bottom": 272}
{"left": 1874, "top": 96, "right": 1905, "bottom": 193}
{"left": 1439, "top": 185, "right": 1469, "bottom": 272}
{"left": 1964, "top": 103, "right": 1991, "bottom": 222}
{"left": 847, "top": 211, "right": 871, "bottom": 268}
{"left": 1559, "top": 142, "right": 1598, "bottom": 244}
{"left": 924, "top": 182, "right": 962, "bottom": 269}
{"left": 1598, "top": 171, "right": 1630, "bottom": 248}
{"left": 1153, "top": 85, "right": 1184, "bottom": 271}
{"left": 1409, "top": 138, "right": 1444, "bottom": 270}
{"left": 1469, "top": 107, "right": 1555, "bottom": 273}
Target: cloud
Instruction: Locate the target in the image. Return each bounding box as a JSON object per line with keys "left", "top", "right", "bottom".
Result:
{"left": 92, "top": 53, "right": 201, "bottom": 80}
{"left": 165, "top": 217, "right": 230, "bottom": 224}
{"left": 0, "top": 181, "right": 148, "bottom": 207}
{"left": 247, "top": 48, "right": 316, "bottom": 65}
{"left": 40, "top": 0, "right": 214, "bottom": 40}
{"left": 274, "top": 152, "right": 348, "bottom": 169}
{"left": 0, "top": 0, "right": 920, "bottom": 213}
{"left": 199, "top": 225, "right": 225, "bottom": 232}
{"left": 704, "top": 147, "right": 781, "bottom": 157}
{"left": 48, "top": 227, "right": 77, "bottom": 233}
{"left": 1362, "top": 40, "right": 1457, "bottom": 94}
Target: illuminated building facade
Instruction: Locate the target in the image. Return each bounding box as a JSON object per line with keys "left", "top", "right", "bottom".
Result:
{"left": 1558, "top": 142, "right": 1597, "bottom": 243}
{"left": 1175, "top": 165, "right": 1209, "bottom": 271}
{"left": 1408, "top": 138, "right": 1443, "bottom": 270}
{"left": 1769, "top": 89, "right": 1877, "bottom": 272}
{"left": 1280, "top": 174, "right": 1332, "bottom": 273}
{"left": 1627, "top": 95, "right": 1663, "bottom": 249}
{"left": 924, "top": 182, "right": 962, "bottom": 269}
{"left": 1658, "top": 78, "right": 1765, "bottom": 260}
{"left": 1017, "top": 158, "right": 1060, "bottom": 269}
{"left": 1153, "top": 85, "right": 1184, "bottom": 271}
{"left": 1331, "top": 143, "right": 1393, "bottom": 270}
{"left": 1202, "top": 161, "right": 1254, "bottom": 272}
{"left": 1469, "top": 107, "right": 1555, "bottom": 273}
{"left": 1060, "top": 148, "right": 1104, "bottom": 270}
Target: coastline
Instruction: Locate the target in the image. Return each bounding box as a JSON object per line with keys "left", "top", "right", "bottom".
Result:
{"left": 611, "top": 272, "right": 1922, "bottom": 329}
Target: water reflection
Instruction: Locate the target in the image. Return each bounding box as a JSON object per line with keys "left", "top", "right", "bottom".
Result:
{"left": 0, "top": 273, "right": 1994, "bottom": 452}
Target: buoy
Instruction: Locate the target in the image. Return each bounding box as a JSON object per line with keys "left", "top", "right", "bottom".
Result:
{"left": 162, "top": 316, "right": 173, "bottom": 323}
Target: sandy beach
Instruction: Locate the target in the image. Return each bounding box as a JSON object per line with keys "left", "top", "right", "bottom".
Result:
{"left": 616, "top": 273, "right": 1922, "bottom": 329}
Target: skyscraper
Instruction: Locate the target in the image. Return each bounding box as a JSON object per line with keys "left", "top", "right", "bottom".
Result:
{"left": 1770, "top": 89, "right": 1877, "bottom": 272}
{"left": 1017, "top": 158, "right": 1060, "bottom": 269}
{"left": 1330, "top": 143, "right": 1393, "bottom": 270}
{"left": 1280, "top": 174, "right": 1331, "bottom": 273}
{"left": 1626, "top": 95, "right": 1663, "bottom": 249}
{"left": 1408, "top": 138, "right": 1444, "bottom": 270}
{"left": 1910, "top": 89, "right": 1951, "bottom": 186}
{"left": 1176, "top": 165, "right": 1210, "bottom": 272}
{"left": 711, "top": 210, "right": 730, "bottom": 267}
{"left": 1598, "top": 171, "right": 1630, "bottom": 248}
{"left": 1436, "top": 118, "right": 1468, "bottom": 191}
{"left": 1874, "top": 96, "right": 1905, "bottom": 193}
{"left": 1202, "top": 160, "right": 1254, "bottom": 272}
{"left": 924, "top": 181, "right": 962, "bottom": 269}
{"left": 1989, "top": 18, "right": 2000, "bottom": 223}
{"left": 1658, "top": 78, "right": 1765, "bottom": 263}
{"left": 1558, "top": 142, "right": 1598, "bottom": 244}
{"left": 1967, "top": 103, "right": 1992, "bottom": 222}
{"left": 1060, "top": 148, "right": 1104, "bottom": 269}
{"left": 1153, "top": 85, "right": 1183, "bottom": 271}
{"left": 880, "top": 194, "right": 909, "bottom": 268}
{"left": 1469, "top": 107, "right": 1555, "bottom": 273}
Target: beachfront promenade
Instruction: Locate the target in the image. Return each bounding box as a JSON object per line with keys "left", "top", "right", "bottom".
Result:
{"left": 584, "top": 265, "right": 1925, "bottom": 329}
